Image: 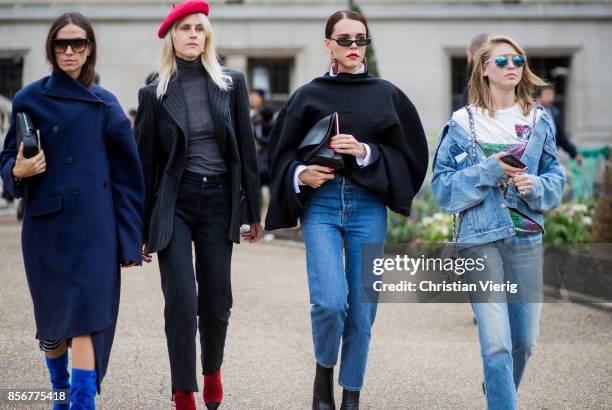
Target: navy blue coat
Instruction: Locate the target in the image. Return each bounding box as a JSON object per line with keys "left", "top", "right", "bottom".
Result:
{"left": 0, "top": 69, "right": 144, "bottom": 391}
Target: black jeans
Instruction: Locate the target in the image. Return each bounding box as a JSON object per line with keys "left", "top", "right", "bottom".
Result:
{"left": 157, "top": 170, "right": 233, "bottom": 393}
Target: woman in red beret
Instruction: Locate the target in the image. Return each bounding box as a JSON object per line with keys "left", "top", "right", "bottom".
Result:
{"left": 135, "top": 2, "right": 262, "bottom": 409}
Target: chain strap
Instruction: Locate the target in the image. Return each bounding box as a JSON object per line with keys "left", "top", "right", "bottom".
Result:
{"left": 451, "top": 106, "right": 479, "bottom": 243}
{"left": 466, "top": 105, "right": 478, "bottom": 161}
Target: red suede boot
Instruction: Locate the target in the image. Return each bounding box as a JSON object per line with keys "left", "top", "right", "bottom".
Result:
{"left": 203, "top": 370, "right": 223, "bottom": 409}
{"left": 174, "top": 388, "right": 196, "bottom": 410}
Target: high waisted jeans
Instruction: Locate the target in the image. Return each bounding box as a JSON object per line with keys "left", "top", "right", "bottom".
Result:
{"left": 301, "top": 175, "right": 387, "bottom": 391}
{"left": 465, "top": 233, "right": 543, "bottom": 410}
{"left": 157, "top": 170, "right": 233, "bottom": 394}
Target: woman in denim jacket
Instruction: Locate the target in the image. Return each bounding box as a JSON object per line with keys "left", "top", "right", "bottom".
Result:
{"left": 432, "top": 35, "right": 565, "bottom": 410}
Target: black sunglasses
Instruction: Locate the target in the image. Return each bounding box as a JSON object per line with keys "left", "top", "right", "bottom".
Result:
{"left": 52, "top": 38, "right": 90, "bottom": 54}
{"left": 327, "top": 37, "right": 371, "bottom": 47}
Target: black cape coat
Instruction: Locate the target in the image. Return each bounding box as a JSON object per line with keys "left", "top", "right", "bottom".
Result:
{"left": 265, "top": 72, "right": 429, "bottom": 230}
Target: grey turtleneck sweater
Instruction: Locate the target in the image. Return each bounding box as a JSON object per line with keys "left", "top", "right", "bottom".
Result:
{"left": 176, "top": 57, "right": 227, "bottom": 175}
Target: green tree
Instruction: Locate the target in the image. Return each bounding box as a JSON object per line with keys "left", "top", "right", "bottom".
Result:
{"left": 349, "top": 1, "right": 379, "bottom": 77}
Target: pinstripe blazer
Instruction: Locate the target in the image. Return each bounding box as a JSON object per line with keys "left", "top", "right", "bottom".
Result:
{"left": 135, "top": 69, "right": 260, "bottom": 252}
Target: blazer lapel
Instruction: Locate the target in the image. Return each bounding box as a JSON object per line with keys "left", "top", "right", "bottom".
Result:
{"left": 162, "top": 78, "right": 190, "bottom": 149}
{"left": 207, "top": 76, "right": 229, "bottom": 157}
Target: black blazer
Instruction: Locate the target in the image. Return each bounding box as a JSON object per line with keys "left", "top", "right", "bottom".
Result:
{"left": 135, "top": 69, "right": 260, "bottom": 252}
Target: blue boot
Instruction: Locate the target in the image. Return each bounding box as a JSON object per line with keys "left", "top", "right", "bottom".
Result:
{"left": 70, "top": 368, "right": 97, "bottom": 409}
{"left": 45, "top": 351, "right": 70, "bottom": 410}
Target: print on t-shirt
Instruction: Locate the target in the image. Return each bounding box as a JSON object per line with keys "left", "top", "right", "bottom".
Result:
{"left": 515, "top": 124, "right": 532, "bottom": 140}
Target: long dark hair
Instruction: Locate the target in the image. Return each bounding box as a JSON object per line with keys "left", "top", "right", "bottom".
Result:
{"left": 325, "top": 10, "right": 369, "bottom": 39}
{"left": 45, "top": 12, "right": 97, "bottom": 87}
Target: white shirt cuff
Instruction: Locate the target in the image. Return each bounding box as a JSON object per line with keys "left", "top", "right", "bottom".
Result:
{"left": 293, "top": 165, "right": 308, "bottom": 193}
{"left": 356, "top": 143, "right": 372, "bottom": 167}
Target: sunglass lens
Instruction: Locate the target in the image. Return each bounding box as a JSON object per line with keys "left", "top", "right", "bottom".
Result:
{"left": 71, "top": 39, "right": 88, "bottom": 52}
{"left": 355, "top": 39, "right": 370, "bottom": 46}
{"left": 52, "top": 39, "right": 68, "bottom": 52}
{"left": 495, "top": 56, "right": 509, "bottom": 68}
{"left": 512, "top": 55, "right": 526, "bottom": 67}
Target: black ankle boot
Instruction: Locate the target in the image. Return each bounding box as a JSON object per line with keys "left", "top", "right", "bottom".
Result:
{"left": 312, "top": 363, "right": 335, "bottom": 410}
{"left": 340, "top": 389, "right": 359, "bottom": 410}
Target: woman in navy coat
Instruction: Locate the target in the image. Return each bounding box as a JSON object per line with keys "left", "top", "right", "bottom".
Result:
{"left": 0, "top": 13, "right": 144, "bottom": 409}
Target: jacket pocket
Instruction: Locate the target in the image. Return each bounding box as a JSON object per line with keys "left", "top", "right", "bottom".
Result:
{"left": 443, "top": 142, "right": 471, "bottom": 171}
{"left": 26, "top": 194, "right": 62, "bottom": 218}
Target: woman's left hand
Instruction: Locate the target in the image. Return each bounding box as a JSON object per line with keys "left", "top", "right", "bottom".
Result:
{"left": 329, "top": 134, "right": 367, "bottom": 159}
{"left": 241, "top": 223, "right": 264, "bottom": 243}
{"left": 513, "top": 174, "right": 533, "bottom": 196}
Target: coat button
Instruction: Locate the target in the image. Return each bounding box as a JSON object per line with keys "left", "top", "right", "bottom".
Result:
{"left": 66, "top": 157, "right": 73, "bottom": 165}
{"left": 508, "top": 228, "right": 514, "bottom": 233}
{"left": 52, "top": 126, "right": 59, "bottom": 133}
{"left": 103, "top": 181, "right": 109, "bottom": 189}
{"left": 71, "top": 188, "right": 80, "bottom": 195}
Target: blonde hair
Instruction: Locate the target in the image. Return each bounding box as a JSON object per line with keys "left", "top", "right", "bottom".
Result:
{"left": 468, "top": 34, "right": 547, "bottom": 117}
{"left": 156, "top": 13, "right": 232, "bottom": 99}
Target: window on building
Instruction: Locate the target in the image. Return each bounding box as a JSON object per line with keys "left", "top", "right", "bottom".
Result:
{"left": 247, "top": 58, "right": 293, "bottom": 109}
{"left": 529, "top": 56, "right": 571, "bottom": 129}
{"left": 0, "top": 55, "right": 24, "bottom": 100}
{"left": 451, "top": 56, "right": 469, "bottom": 112}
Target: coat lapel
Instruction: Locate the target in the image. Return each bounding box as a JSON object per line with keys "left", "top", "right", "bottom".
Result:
{"left": 207, "top": 76, "right": 229, "bottom": 157}
{"left": 162, "top": 78, "right": 190, "bottom": 150}
{"left": 42, "top": 68, "right": 104, "bottom": 104}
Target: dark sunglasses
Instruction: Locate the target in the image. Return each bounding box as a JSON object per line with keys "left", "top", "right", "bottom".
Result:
{"left": 52, "top": 38, "right": 90, "bottom": 54}
{"left": 327, "top": 37, "right": 371, "bottom": 47}
{"left": 489, "top": 54, "right": 527, "bottom": 69}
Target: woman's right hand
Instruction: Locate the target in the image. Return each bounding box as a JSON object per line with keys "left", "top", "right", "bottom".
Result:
{"left": 495, "top": 151, "right": 527, "bottom": 178}
{"left": 12, "top": 142, "right": 46, "bottom": 179}
{"left": 298, "top": 165, "right": 334, "bottom": 189}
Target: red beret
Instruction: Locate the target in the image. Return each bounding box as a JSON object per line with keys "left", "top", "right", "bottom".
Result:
{"left": 157, "top": 1, "right": 210, "bottom": 39}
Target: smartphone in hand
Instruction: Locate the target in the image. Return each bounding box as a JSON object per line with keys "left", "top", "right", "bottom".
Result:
{"left": 500, "top": 154, "right": 526, "bottom": 169}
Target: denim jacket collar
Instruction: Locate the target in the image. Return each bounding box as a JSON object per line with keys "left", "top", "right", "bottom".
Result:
{"left": 444, "top": 105, "right": 552, "bottom": 165}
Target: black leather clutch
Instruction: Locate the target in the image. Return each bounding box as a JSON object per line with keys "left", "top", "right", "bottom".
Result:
{"left": 297, "top": 112, "right": 345, "bottom": 170}
{"left": 16, "top": 112, "right": 40, "bottom": 159}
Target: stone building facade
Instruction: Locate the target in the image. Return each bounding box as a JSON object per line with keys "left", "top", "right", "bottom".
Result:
{"left": 1, "top": 0, "right": 611, "bottom": 146}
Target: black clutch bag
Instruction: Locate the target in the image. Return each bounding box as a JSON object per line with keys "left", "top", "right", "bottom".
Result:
{"left": 16, "top": 112, "right": 40, "bottom": 159}
{"left": 297, "top": 112, "right": 345, "bottom": 170}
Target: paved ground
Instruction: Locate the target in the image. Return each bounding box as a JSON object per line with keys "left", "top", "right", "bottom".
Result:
{"left": 0, "top": 214, "right": 611, "bottom": 409}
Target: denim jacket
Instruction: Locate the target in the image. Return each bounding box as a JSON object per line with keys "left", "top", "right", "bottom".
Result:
{"left": 431, "top": 108, "right": 566, "bottom": 244}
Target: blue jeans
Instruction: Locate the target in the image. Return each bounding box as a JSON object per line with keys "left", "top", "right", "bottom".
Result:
{"left": 301, "top": 175, "right": 387, "bottom": 391}
{"left": 466, "top": 233, "right": 543, "bottom": 410}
